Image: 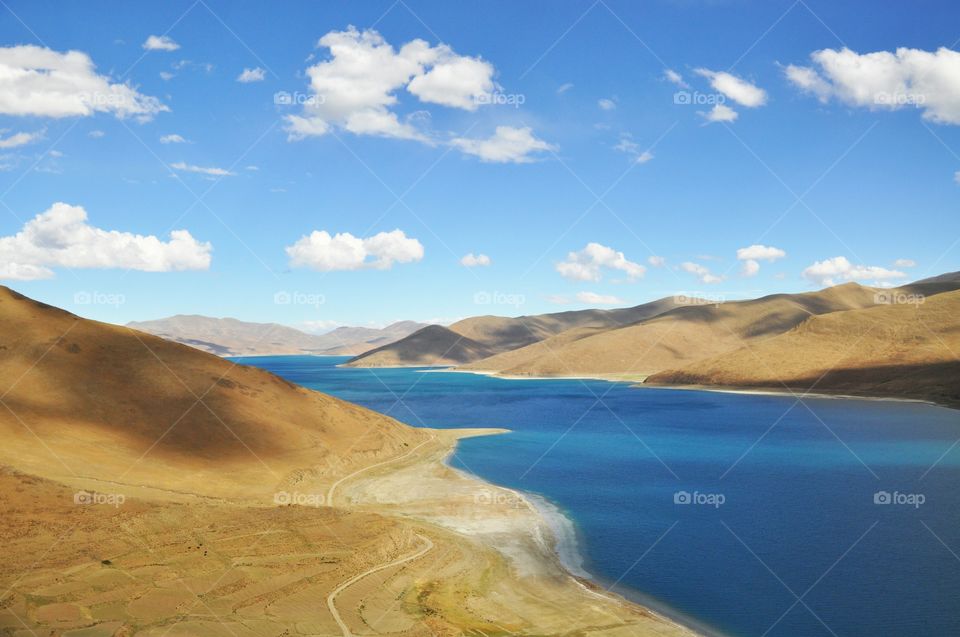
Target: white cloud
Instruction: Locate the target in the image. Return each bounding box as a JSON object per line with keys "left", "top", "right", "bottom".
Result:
{"left": 245, "top": 165, "right": 259, "bottom": 171}
{"left": 680, "top": 261, "right": 724, "bottom": 284}
{"left": 648, "top": 255, "right": 665, "bottom": 267}
{"left": 143, "top": 35, "right": 179, "bottom": 52}
{"left": 451, "top": 126, "right": 554, "bottom": 163}
{"left": 460, "top": 252, "right": 491, "bottom": 267}
{"left": 954, "top": 170, "right": 960, "bottom": 184}
{"left": 407, "top": 53, "right": 494, "bottom": 110}
{"left": 894, "top": 258, "right": 916, "bottom": 268}
{"left": 701, "top": 103, "right": 738, "bottom": 123}
{"left": 786, "top": 46, "right": 960, "bottom": 124}
{"left": 801, "top": 256, "right": 907, "bottom": 287}
{"left": 740, "top": 259, "right": 760, "bottom": 277}
{"left": 556, "top": 82, "right": 574, "bottom": 94}
{"left": 284, "top": 27, "right": 494, "bottom": 142}
{"left": 88, "top": 129, "right": 105, "bottom": 138}
{"left": 695, "top": 69, "right": 767, "bottom": 107}
{"left": 0, "top": 130, "right": 42, "bottom": 148}
{"left": 236, "top": 67, "right": 266, "bottom": 83}
{"left": 664, "top": 69, "right": 689, "bottom": 88}
{"left": 170, "top": 161, "right": 234, "bottom": 177}
{"left": 614, "top": 134, "right": 654, "bottom": 163}
{"left": 159, "top": 71, "right": 175, "bottom": 81}
{"left": 545, "top": 294, "right": 572, "bottom": 305}
{"left": 0, "top": 45, "right": 167, "bottom": 120}
{"left": 598, "top": 98, "right": 616, "bottom": 111}
{"left": 159, "top": 133, "right": 188, "bottom": 144}
{"left": 736, "top": 244, "right": 786, "bottom": 277}
{"left": 0, "top": 202, "right": 211, "bottom": 280}
{"left": 556, "top": 243, "right": 645, "bottom": 282}
{"left": 286, "top": 229, "right": 423, "bottom": 271}
{"left": 737, "top": 244, "right": 787, "bottom": 261}
{"left": 576, "top": 291, "right": 625, "bottom": 305}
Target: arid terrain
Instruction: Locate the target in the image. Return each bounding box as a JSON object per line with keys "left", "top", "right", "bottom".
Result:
{"left": 346, "top": 297, "right": 682, "bottom": 367}
{"left": 128, "top": 315, "right": 425, "bottom": 357}
{"left": 0, "top": 286, "right": 695, "bottom": 637}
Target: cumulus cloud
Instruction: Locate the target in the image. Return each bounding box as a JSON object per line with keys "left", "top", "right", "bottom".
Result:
{"left": 785, "top": 46, "right": 960, "bottom": 124}
{"left": 695, "top": 68, "right": 767, "bottom": 107}
{"left": 681, "top": 261, "right": 724, "bottom": 284}
{"left": 236, "top": 67, "right": 265, "bottom": 83}
{"left": 451, "top": 126, "right": 554, "bottom": 163}
{"left": 0, "top": 130, "right": 42, "bottom": 148}
{"left": 736, "top": 244, "right": 786, "bottom": 277}
{"left": 170, "top": 161, "right": 234, "bottom": 177}
{"left": 648, "top": 255, "right": 665, "bottom": 267}
{"left": 576, "top": 291, "right": 625, "bottom": 305}
{"left": 598, "top": 98, "right": 616, "bottom": 111}
{"left": 286, "top": 229, "right": 423, "bottom": 271}
{"left": 664, "top": 69, "right": 689, "bottom": 88}
{"left": 460, "top": 252, "right": 491, "bottom": 267}
{"left": 894, "top": 258, "right": 916, "bottom": 268}
{"left": 801, "top": 256, "right": 907, "bottom": 287}
{"left": 0, "top": 45, "right": 167, "bottom": 120}
{"left": 701, "top": 103, "right": 738, "bottom": 123}
{"left": 0, "top": 202, "right": 211, "bottom": 280}
{"left": 142, "top": 35, "right": 179, "bottom": 52}
{"left": 556, "top": 242, "right": 645, "bottom": 282}
{"left": 159, "top": 133, "right": 188, "bottom": 144}
{"left": 284, "top": 27, "right": 494, "bottom": 142}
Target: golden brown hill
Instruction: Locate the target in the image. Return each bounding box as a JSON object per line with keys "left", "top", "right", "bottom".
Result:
{"left": 0, "top": 286, "right": 426, "bottom": 500}
{"left": 347, "top": 296, "right": 683, "bottom": 368}
{"left": 464, "top": 282, "right": 885, "bottom": 378}
{"left": 648, "top": 288, "right": 960, "bottom": 406}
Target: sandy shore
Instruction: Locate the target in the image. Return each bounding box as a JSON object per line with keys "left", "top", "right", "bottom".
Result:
{"left": 330, "top": 427, "right": 702, "bottom": 637}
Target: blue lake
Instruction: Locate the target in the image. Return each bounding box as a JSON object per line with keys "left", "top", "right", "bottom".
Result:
{"left": 237, "top": 355, "right": 960, "bottom": 637}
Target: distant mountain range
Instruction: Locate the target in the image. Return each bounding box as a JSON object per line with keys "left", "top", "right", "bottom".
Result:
{"left": 347, "top": 271, "right": 960, "bottom": 407}
{"left": 126, "top": 315, "right": 426, "bottom": 357}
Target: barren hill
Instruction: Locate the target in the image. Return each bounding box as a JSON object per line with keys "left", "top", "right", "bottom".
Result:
{"left": 347, "top": 296, "right": 682, "bottom": 368}
{"left": 464, "top": 283, "right": 884, "bottom": 378}
{"left": 127, "top": 314, "right": 424, "bottom": 357}
{"left": 648, "top": 288, "right": 960, "bottom": 406}
{"left": 0, "top": 287, "right": 425, "bottom": 500}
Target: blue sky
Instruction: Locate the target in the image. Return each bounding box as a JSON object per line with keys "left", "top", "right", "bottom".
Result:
{"left": 0, "top": 0, "right": 958, "bottom": 330}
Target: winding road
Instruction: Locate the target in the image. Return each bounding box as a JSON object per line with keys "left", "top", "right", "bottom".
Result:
{"left": 326, "top": 436, "right": 434, "bottom": 507}
{"left": 326, "top": 533, "right": 435, "bottom": 637}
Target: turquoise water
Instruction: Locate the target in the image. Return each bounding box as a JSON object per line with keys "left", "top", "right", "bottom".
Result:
{"left": 237, "top": 355, "right": 960, "bottom": 637}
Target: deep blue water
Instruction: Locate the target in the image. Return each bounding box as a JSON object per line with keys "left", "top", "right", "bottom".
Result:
{"left": 236, "top": 355, "right": 960, "bottom": 637}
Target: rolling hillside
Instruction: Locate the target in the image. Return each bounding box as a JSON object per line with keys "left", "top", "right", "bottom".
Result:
{"left": 346, "top": 296, "right": 683, "bottom": 367}
{"left": 127, "top": 314, "right": 424, "bottom": 357}
{"left": 463, "top": 283, "right": 885, "bottom": 378}
{"left": 648, "top": 288, "right": 960, "bottom": 406}
{"left": 0, "top": 287, "right": 425, "bottom": 500}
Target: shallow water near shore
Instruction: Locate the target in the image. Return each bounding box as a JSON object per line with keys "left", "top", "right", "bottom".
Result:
{"left": 237, "top": 355, "right": 960, "bottom": 637}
